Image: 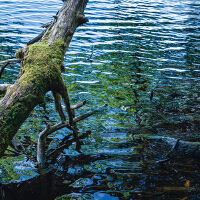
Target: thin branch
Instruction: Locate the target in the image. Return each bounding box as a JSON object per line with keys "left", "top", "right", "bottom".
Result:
{"left": 0, "top": 59, "right": 21, "bottom": 78}
{"left": 6, "top": 148, "right": 21, "bottom": 155}
{"left": 27, "top": 29, "right": 47, "bottom": 45}
{"left": 6, "top": 148, "right": 34, "bottom": 161}
{"left": 47, "top": 142, "right": 70, "bottom": 158}
{"left": 47, "top": 131, "right": 91, "bottom": 158}
{"left": 60, "top": 86, "right": 73, "bottom": 126}
{"left": 41, "top": 21, "right": 53, "bottom": 28}
{"left": 71, "top": 100, "right": 86, "bottom": 110}
{"left": 156, "top": 158, "right": 170, "bottom": 164}
{"left": 0, "top": 63, "right": 9, "bottom": 78}
{"left": 40, "top": 15, "right": 58, "bottom": 41}
{"left": 37, "top": 104, "right": 108, "bottom": 164}
{"left": 87, "top": 43, "right": 94, "bottom": 60}
{"left": 70, "top": 100, "right": 86, "bottom": 151}
{"left": 52, "top": 91, "right": 66, "bottom": 121}
{"left": 0, "top": 59, "right": 21, "bottom": 65}
{"left": 47, "top": 103, "right": 107, "bottom": 138}
{"left": 167, "top": 139, "right": 180, "bottom": 158}
{"left": 46, "top": 110, "right": 93, "bottom": 136}
{"left": 41, "top": 23, "right": 53, "bottom": 41}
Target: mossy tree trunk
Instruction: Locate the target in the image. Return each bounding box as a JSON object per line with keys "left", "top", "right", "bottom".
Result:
{"left": 0, "top": 0, "right": 89, "bottom": 158}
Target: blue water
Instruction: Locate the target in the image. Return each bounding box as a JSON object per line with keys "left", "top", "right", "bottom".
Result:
{"left": 0, "top": 0, "right": 200, "bottom": 199}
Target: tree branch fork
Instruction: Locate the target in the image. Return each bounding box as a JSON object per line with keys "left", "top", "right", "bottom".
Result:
{"left": 37, "top": 102, "right": 107, "bottom": 165}
{"left": 0, "top": 0, "right": 90, "bottom": 159}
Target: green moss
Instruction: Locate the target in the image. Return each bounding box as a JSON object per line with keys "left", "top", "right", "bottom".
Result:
{"left": 15, "top": 48, "right": 23, "bottom": 59}
{"left": 0, "top": 103, "right": 5, "bottom": 111}
{"left": 19, "top": 37, "right": 66, "bottom": 100}
{"left": 0, "top": 35, "right": 68, "bottom": 157}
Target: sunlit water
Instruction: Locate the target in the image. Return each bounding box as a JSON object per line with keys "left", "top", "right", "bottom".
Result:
{"left": 0, "top": 0, "right": 200, "bottom": 199}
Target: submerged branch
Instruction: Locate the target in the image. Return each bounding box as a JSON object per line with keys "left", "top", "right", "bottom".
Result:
{"left": 87, "top": 44, "right": 94, "bottom": 60}
{"left": 156, "top": 139, "right": 180, "bottom": 164}
{"left": 40, "top": 105, "right": 106, "bottom": 139}
{"left": 47, "top": 130, "right": 91, "bottom": 159}
{"left": 11, "top": 136, "right": 25, "bottom": 153}
{"left": 70, "top": 100, "right": 86, "bottom": 110}
{"left": 6, "top": 148, "right": 22, "bottom": 156}
{"left": 37, "top": 104, "right": 108, "bottom": 164}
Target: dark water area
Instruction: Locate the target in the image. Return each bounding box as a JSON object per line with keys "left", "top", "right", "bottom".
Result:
{"left": 0, "top": 0, "right": 200, "bottom": 199}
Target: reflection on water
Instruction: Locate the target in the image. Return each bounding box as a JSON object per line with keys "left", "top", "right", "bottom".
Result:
{"left": 0, "top": 0, "right": 200, "bottom": 199}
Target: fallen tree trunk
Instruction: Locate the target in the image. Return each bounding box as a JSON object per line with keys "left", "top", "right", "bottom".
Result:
{"left": 0, "top": 0, "right": 89, "bottom": 157}
{"left": 162, "top": 137, "right": 200, "bottom": 157}
{"left": 133, "top": 134, "right": 200, "bottom": 161}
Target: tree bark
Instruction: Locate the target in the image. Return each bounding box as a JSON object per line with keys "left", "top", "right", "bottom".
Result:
{"left": 0, "top": 0, "right": 89, "bottom": 157}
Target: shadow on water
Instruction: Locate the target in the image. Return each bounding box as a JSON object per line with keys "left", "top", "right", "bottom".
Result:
{"left": 1, "top": 134, "right": 200, "bottom": 200}
{"left": 0, "top": 0, "right": 200, "bottom": 199}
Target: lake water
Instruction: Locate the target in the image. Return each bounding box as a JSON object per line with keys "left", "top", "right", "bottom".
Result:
{"left": 0, "top": 0, "right": 200, "bottom": 199}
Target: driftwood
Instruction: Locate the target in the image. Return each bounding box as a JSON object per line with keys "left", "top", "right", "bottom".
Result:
{"left": 0, "top": 0, "right": 89, "bottom": 158}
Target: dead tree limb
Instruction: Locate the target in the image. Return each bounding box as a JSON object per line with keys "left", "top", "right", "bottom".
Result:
{"left": 0, "top": 59, "right": 21, "bottom": 78}
{"left": 37, "top": 104, "right": 107, "bottom": 165}
{"left": 0, "top": 59, "right": 21, "bottom": 65}
{"left": 27, "top": 30, "right": 47, "bottom": 46}
{"left": 0, "top": 0, "right": 89, "bottom": 158}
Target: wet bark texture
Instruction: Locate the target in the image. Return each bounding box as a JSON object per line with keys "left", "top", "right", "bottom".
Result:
{"left": 0, "top": 0, "right": 89, "bottom": 157}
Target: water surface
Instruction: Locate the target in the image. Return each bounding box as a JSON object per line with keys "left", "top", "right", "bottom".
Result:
{"left": 0, "top": 0, "right": 200, "bottom": 199}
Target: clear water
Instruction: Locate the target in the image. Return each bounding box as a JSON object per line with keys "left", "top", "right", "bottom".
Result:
{"left": 0, "top": 0, "right": 200, "bottom": 199}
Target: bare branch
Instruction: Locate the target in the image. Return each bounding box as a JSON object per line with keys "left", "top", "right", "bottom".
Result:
{"left": 52, "top": 91, "right": 66, "bottom": 121}
{"left": 70, "top": 100, "right": 86, "bottom": 110}
{"left": 87, "top": 44, "right": 94, "bottom": 60}
{"left": 0, "top": 59, "right": 21, "bottom": 65}
{"left": 37, "top": 125, "right": 50, "bottom": 164}
{"left": 60, "top": 86, "right": 73, "bottom": 126}
{"left": 6, "top": 148, "right": 21, "bottom": 155}
{"left": 27, "top": 29, "right": 47, "bottom": 45}
{"left": 41, "top": 21, "right": 53, "bottom": 28}
{"left": 0, "top": 59, "right": 21, "bottom": 78}
{"left": 47, "top": 131, "right": 91, "bottom": 158}
{"left": 37, "top": 104, "right": 107, "bottom": 164}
